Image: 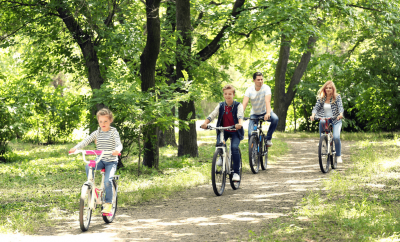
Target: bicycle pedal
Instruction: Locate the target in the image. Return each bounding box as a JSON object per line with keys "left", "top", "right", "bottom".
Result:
{"left": 103, "top": 213, "right": 113, "bottom": 216}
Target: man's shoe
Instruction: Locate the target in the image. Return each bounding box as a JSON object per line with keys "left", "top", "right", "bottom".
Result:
{"left": 337, "top": 156, "right": 342, "bottom": 163}
{"left": 102, "top": 203, "right": 112, "bottom": 214}
{"left": 232, "top": 173, "right": 240, "bottom": 181}
{"left": 216, "top": 157, "right": 223, "bottom": 166}
{"left": 266, "top": 140, "right": 273, "bottom": 147}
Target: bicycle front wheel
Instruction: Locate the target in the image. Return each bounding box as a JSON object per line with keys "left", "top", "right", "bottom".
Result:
{"left": 229, "top": 149, "right": 242, "bottom": 190}
{"left": 103, "top": 180, "right": 118, "bottom": 223}
{"left": 79, "top": 185, "right": 92, "bottom": 232}
{"left": 212, "top": 149, "right": 226, "bottom": 196}
{"left": 330, "top": 140, "right": 337, "bottom": 169}
{"left": 260, "top": 137, "right": 268, "bottom": 170}
{"left": 249, "top": 135, "right": 260, "bottom": 174}
{"left": 318, "top": 135, "right": 330, "bottom": 173}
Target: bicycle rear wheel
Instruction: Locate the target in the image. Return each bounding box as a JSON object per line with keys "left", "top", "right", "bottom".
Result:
{"left": 249, "top": 135, "right": 260, "bottom": 174}
{"left": 212, "top": 149, "right": 226, "bottom": 196}
{"left": 229, "top": 150, "right": 242, "bottom": 190}
{"left": 318, "top": 135, "right": 330, "bottom": 173}
{"left": 330, "top": 140, "right": 337, "bottom": 169}
{"left": 260, "top": 136, "right": 268, "bottom": 170}
{"left": 103, "top": 180, "right": 118, "bottom": 223}
{"left": 79, "top": 185, "right": 92, "bottom": 232}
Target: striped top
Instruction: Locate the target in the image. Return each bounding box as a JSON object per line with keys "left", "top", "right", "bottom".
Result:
{"left": 73, "top": 127, "right": 123, "bottom": 162}
{"left": 244, "top": 84, "right": 272, "bottom": 115}
{"left": 312, "top": 95, "right": 344, "bottom": 125}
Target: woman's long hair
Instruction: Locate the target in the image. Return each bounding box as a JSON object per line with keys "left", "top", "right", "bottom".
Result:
{"left": 317, "top": 81, "right": 338, "bottom": 102}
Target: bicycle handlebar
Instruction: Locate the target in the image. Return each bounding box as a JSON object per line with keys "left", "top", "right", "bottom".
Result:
{"left": 69, "top": 150, "right": 121, "bottom": 164}
{"left": 199, "top": 125, "right": 236, "bottom": 131}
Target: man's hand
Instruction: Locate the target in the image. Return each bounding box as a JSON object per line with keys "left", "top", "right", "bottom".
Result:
{"left": 201, "top": 123, "right": 208, "bottom": 129}
{"left": 235, "top": 124, "right": 242, "bottom": 130}
{"left": 112, "top": 150, "right": 120, "bottom": 156}
{"left": 264, "top": 113, "right": 271, "bottom": 121}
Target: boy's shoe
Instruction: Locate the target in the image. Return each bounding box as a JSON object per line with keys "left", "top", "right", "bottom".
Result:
{"left": 102, "top": 203, "right": 112, "bottom": 214}
{"left": 232, "top": 173, "right": 240, "bottom": 181}
{"left": 337, "top": 156, "right": 342, "bottom": 163}
{"left": 266, "top": 140, "right": 273, "bottom": 147}
{"left": 216, "top": 157, "right": 223, "bottom": 166}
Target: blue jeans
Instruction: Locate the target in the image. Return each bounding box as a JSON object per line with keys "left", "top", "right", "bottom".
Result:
{"left": 86, "top": 160, "right": 117, "bottom": 203}
{"left": 216, "top": 131, "right": 241, "bottom": 174}
{"left": 319, "top": 119, "right": 342, "bottom": 156}
{"left": 248, "top": 111, "right": 279, "bottom": 141}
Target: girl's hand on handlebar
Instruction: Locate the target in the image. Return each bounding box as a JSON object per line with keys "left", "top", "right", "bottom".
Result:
{"left": 112, "top": 150, "right": 119, "bottom": 156}
{"left": 69, "top": 148, "right": 76, "bottom": 153}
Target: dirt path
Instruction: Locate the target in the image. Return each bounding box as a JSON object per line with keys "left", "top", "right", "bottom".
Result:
{"left": 5, "top": 138, "right": 351, "bottom": 242}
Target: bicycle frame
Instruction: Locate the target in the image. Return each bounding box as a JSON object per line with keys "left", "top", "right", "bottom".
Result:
{"left": 319, "top": 118, "right": 335, "bottom": 156}
{"left": 217, "top": 131, "right": 232, "bottom": 176}
{"left": 249, "top": 118, "right": 271, "bottom": 154}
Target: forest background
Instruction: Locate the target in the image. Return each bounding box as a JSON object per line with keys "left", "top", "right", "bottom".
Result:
{"left": 1, "top": 0, "right": 399, "bottom": 166}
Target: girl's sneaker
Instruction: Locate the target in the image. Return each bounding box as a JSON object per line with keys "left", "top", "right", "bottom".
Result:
{"left": 102, "top": 203, "right": 112, "bottom": 214}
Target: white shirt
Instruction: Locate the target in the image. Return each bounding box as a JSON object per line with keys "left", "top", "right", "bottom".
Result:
{"left": 244, "top": 84, "right": 272, "bottom": 115}
{"left": 323, "top": 103, "right": 333, "bottom": 118}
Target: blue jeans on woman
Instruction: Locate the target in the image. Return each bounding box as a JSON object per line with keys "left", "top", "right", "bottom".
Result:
{"left": 216, "top": 131, "right": 241, "bottom": 175}
{"left": 319, "top": 119, "right": 342, "bottom": 156}
{"left": 85, "top": 160, "right": 117, "bottom": 203}
{"left": 248, "top": 111, "right": 279, "bottom": 141}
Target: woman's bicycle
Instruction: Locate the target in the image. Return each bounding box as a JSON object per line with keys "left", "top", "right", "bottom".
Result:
{"left": 200, "top": 125, "right": 242, "bottom": 196}
{"left": 69, "top": 150, "right": 120, "bottom": 231}
{"left": 315, "top": 117, "right": 337, "bottom": 173}
{"left": 244, "top": 117, "right": 271, "bottom": 174}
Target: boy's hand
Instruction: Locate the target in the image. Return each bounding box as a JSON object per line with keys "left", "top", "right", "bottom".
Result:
{"left": 69, "top": 148, "right": 76, "bottom": 153}
{"left": 235, "top": 124, "right": 242, "bottom": 130}
{"left": 112, "top": 150, "right": 119, "bottom": 156}
{"left": 201, "top": 123, "right": 208, "bottom": 129}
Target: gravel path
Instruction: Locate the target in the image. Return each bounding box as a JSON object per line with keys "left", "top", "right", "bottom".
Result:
{"left": 5, "top": 138, "right": 351, "bottom": 242}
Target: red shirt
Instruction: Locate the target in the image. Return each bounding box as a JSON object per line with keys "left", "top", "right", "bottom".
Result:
{"left": 222, "top": 105, "right": 236, "bottom": 132}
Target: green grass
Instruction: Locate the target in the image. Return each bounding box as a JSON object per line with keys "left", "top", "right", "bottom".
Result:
{"left": 0, "top": 131, "right": 289, "bottom": 234}
{"left": 249, "top": 134, "right": 400, "bottom": 241}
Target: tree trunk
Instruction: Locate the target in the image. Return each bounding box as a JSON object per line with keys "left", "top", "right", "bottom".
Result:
{"left": 176, "top": 0, "right": 198, "bottom": 157}
{"left": 140, "top": 0, "right": 162, "bottom": 167}
{"left": 274, "top": 35, "right": 317, "bottom": 131}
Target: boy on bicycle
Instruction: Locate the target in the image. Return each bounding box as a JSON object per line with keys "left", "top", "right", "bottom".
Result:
{"left": 201, "top": 85, "right": 244, "bottom": 181}
{"left": 69, "top": 108, "right": 123, "bottom": 214}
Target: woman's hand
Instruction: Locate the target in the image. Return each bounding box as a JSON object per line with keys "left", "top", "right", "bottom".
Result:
{"left": 69, "top": 148, "right": 76, "bottom": 153}
{"left": 310, "top": 115, "right": 315, "bottom": 121}
{"left": 112, "top": 150, "right": 120, "bottom": 156}
{"left": 337, "top": 114, "right": 344, "bottom": 120}
{"left": 235, "top": 124, "right": 242, "bottom": 130}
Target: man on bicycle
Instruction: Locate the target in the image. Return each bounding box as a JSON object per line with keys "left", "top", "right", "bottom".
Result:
{"left": 200, "top": 84, "right": 244, "bottom": 181}
{"left": 243, "top": 72, "right": 279, "bottom": 147}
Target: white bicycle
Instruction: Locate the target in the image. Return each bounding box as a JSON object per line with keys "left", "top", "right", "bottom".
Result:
{"left": 69, "top": 150, "right": 120, "bottom": 231}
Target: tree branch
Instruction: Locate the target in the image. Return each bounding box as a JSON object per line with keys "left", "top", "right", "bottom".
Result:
{"left": 347, "top": 4, "right": 382, "bottom": 12}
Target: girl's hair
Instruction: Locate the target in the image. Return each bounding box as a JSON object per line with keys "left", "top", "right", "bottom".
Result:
{"left": 222, "top": 84, "right": 236, "bottom": 94}
{"left": 96, "top": 108, "right": 114, "bottom": 122}
{"left": 317, "top": 81, "right": 338, "bottom": 102}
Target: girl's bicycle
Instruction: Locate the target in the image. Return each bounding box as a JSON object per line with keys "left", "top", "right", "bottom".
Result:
{"left": 69, "top": 150, "right": 120, "bottom": 231}
{"left": 201, "top": 125, "right": 242, "bottom": 196}
{"left": 315, "top": 117, "right": 337, "bottom": 173}
{"left": 244, "top": 117, "right": 271, "bottom": 174}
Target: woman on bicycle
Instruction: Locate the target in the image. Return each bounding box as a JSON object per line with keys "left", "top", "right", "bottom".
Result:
{"left": 310, "top": 81, "right": 344, "bottom": 163}
{"left": 200, "top": 84, "right": 244, "bottom": 181}
{"left": 69, "top": 108, "right": 123, "bottom": 214}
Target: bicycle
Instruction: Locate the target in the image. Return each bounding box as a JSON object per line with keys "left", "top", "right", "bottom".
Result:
{"left": 244, "top": 117, "right": 271, "bottom": 174}
{"left": 315, "top": 117, "right": 337, "bottom": 173}
{"left": 69, "top": 150, "right": 120, "bottom": 231}
{"left": 200, "top": 125, "right": 243, "bottom": 196}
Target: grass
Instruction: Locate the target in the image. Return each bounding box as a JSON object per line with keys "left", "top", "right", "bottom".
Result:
{"left": 249, "top": 133, "right": 400, "bottom": 241}
{"left": 0, "top": 130, "right": 289, "bottom": 234}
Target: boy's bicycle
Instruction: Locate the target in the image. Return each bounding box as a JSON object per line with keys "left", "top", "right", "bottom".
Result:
{"left": 244, "top": 117, "right": 271, "bottom": 174}
{"left": 315, "top": 117, "right": 337, "bottom": 173}
{"left": 201, "top": 125, "right": 242, "bottom": 196}
{"left": 69, "top": 150, "right": 120, "bottom": 231}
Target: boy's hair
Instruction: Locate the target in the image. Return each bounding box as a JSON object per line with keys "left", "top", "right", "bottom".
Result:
{"left": 96, "top": 108, "right": 114, "bottom": 122}
{"left": 253, "top": 72, "right": 263, "bottom": 80}
{"left": 222, "top": 84, "right": 236, "bottom": 94}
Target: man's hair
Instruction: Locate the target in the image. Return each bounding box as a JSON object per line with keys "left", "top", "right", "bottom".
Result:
{"left": 96, "top": 108, "right": 114, "bottom": 122}
{"left": 253, "top": 72, "right": 263, "bottom": 80}
{"left": 222, "top": 84, "right": 236, "bottom": 94}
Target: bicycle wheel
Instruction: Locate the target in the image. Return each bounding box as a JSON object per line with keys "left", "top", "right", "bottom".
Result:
{"left": 318, "top": 135, "right": 330, "bottom": 173}
{"left": 212, "top": 149, "right": 226, "bottom": 196}
{"left": 330, "top": 140, "right": 337, "bottom": 169}
{"left": 229, "top": 150, "right": 242, "bottom": 190}
{"left": 260, "top": 136, "right": 268, "bottom": 170}
{"left": 249, "top": 135, "right": 260, "bottom": 174}
{"left": 103, "top": 180, "right": 118, "bottom": 223}
{"left": 79, "top": 185, "right": 92, "bottom": 232}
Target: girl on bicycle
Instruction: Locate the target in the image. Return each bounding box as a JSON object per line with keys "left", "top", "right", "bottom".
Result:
{"left": 200, "top": 84, "right": 244, "bottom": 181}
{"left": 310, "top": 81, "right": 344, "bottom": 163}
{"left": 69, "top": 108, "right": 123, "bottom": 214}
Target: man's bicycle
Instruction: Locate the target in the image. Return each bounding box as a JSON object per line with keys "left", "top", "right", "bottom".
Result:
{"left": 315, "top": 117, "right": 337, "bottom": 173}
{"left": 245, "top": 117, "right": 271, "bottom": 174}
{"left": 201, "top": 125, "right": 242, "bottom": 196}
{"left": 69, "top": 150, "right": 120, "bottom": 231}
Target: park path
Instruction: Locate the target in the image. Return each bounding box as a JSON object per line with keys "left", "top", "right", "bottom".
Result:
{"left": 5, "top": 138, "right": 351, "bottom": 242}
